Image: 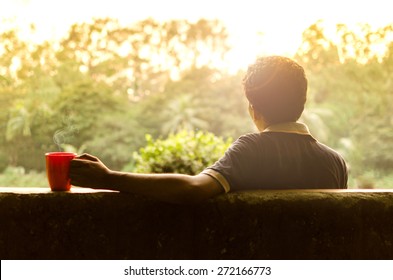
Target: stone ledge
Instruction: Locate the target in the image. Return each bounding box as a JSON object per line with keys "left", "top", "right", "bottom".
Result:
{"left": 1, "top": 187, "right": 393, "bottom": 259}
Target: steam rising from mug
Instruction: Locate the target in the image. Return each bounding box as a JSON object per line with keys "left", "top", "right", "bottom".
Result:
{"left": 53, "top": 118, "right": 78, "bottom": 151}
{"left": 53, "top": 129, "right": 66, "bottom": 151}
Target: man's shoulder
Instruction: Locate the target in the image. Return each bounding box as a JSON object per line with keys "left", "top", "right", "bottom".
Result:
{"left": 314, "top": 140, "right": 347, "bottom": 162}
{"left": 237, "top": 132, "right": 262, "bottom": 141}
{"left": 235, "top": 132, "right": 270, "bottom": 148}
{"left": 241, "top": 132, "right": 346, "bottom": 163}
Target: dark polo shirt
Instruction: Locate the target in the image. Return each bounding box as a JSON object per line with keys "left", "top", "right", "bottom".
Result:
{"left": 202, "top": 122, "right": 348, "bottom": 192}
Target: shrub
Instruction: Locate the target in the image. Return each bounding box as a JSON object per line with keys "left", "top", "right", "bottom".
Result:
{"left": 126, "top": 130, "right": 232, "bottom": 175}
{"left": 0, "top": 150, "right": 8, "bottom": 172}
{"left": 0, "top": 166, "right": 47, "bottom": 187}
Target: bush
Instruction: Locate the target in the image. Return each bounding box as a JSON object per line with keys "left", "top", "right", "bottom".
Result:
{"left": 0, "top": 166, "right": 47, "bottom": 187}
{"left": 0, "top": 150, "right": 8, "bottom": 172}
{"left": 126, "top": 130, "right": 232, "bottom": 175}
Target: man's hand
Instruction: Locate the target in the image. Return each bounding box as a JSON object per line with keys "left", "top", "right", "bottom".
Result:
{"left": 70, "top": 153, "right": 113, "bottom": 189}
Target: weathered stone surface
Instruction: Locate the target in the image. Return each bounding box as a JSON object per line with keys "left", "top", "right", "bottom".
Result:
{"left": 1, "top": 188, "right": 393, "bottom": 259}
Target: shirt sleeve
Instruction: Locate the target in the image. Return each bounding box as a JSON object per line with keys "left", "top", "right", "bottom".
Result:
{"left": 201, "top": 135, "right": 258, "bottom": 192}
{"left": 201, "top": 169, "right": 231, "bottom": 193}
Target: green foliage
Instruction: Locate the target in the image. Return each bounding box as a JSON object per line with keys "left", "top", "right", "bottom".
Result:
{"left": 139, "top": 66, "right": 253, "bottom": 139}
{"left": 83, "top": 107, "right": 148, "bottom": 170}
{"left": 0, "top": 150, "right": 8, "bottom": 172}
{"left": 0, "top": 18, "right": 233, "bottom": 173}
{"left": 350, "top": 170, "right": 393, "bottom": 189}
{"left": 0, "top": 166, "right": 47, "bottom": 188}
{"left": 128, "top": 131, "right": 232, "bottom": 175}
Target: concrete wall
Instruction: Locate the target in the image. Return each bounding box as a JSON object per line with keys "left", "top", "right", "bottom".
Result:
{"left": 1, "top": 188, "right": 393, "bottom": 259}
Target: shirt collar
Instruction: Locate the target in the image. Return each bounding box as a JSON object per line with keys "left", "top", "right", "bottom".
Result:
{"left": 262, "top": 122, "right": 311, "bottom": 136}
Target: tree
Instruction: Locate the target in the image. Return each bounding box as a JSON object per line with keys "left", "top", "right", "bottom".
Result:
{"left": 0, "top": 26, "right": 60, "bottom": 168}
{"left": 0, "top": 18, "right": 233, "bottom": 173}
{"left": 161, "top": 94, "right": 208, "bottom": 134}
{"left": 57, "top": 18, "right": 231, "bottom": 100}
{"left": 136, "top": 65, "right": 253, "bottom": 141}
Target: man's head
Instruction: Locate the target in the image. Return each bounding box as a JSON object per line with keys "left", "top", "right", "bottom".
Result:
{"left": 243, "top": 56, "right": 307, "bottom": 125}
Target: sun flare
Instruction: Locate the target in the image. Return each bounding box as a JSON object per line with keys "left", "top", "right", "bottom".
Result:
{"left": 1, "top": 0, "right": 392, "bottom": 71}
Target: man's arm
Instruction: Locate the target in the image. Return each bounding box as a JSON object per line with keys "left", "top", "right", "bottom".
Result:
{"left": 70, "top": 154, "right": 224, "bottom": 204}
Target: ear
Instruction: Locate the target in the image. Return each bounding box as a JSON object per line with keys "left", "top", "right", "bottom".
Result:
{"left": 248, "top": 103, "right": 261, "bottom": 121}
{"left": 248, "top": 103, "right": 255, "bottom": 121}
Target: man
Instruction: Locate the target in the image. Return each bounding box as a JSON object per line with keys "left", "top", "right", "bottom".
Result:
{"left": 70, "top": 56, "right": 348, "bottom": 204}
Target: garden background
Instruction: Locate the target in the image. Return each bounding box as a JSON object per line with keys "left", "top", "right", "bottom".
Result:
{"left": 0, "top": 17, "right": 392, "bottom": 188}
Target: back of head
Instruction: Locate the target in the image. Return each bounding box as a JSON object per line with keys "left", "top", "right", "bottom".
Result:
{"left": 243, "top": 56, "right": 308, "bottom": 124}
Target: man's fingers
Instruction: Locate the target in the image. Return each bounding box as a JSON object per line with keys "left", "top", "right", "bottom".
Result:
{"left": 70, "top": 159, "right": 86, "bottom": 168}
{"left": 70, "top": 158, "right": 97, "bottom": 170}
{"left": 76, "top": 153, "right": 99, "bottom": 162}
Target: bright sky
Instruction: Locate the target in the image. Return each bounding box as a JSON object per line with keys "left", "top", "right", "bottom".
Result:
{"left": 1, "top": 0, "right": 392, "bottom": 70}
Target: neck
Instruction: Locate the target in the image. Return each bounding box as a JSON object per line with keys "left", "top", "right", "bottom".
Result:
{"left": 253, "top": 119, "right": 269, "bottom": 132}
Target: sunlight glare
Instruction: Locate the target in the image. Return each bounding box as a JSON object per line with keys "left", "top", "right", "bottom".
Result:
{"left": 1, "top": 0, "right": 393, "bottom": 71}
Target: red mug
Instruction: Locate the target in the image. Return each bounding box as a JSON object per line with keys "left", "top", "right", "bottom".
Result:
{"left": 45, "top": 152, "right": 77, "bottom": 191}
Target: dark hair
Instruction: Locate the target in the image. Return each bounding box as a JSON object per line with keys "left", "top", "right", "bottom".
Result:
{"left": 243, "top": 56, "right": 307, "bottom": 124}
